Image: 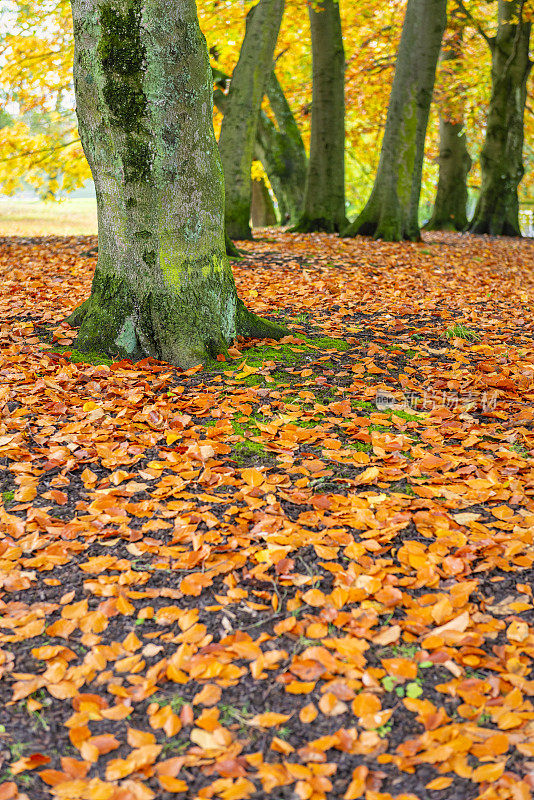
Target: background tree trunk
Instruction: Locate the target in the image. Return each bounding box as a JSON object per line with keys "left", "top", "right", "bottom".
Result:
{"left": 470, "top": 0, "right": 531, "bottom": 236}
{"left": 214, "top": 68, "right": 307, "bottom": 228}
{"left": 218, "top": 0, "right": 285, "bottom": 242}
{"left": 294, "top": 0, "right": 346, "bottom": 233}
{"left": 345, "top": 0, "right": 447, "bottom": 241}
{"left": 68, "top": 0, "right": 284, "bottom": 367}
{"left": 425, "top": 118, "right": 471, "bottom": 230}
{"left": 251, "top": 174, "right": 277, "bottom": 227}
{"left": 255, "top": 72, "right": 307, "bottom": 226}
{"left": 426, "top": 23, "right": 472, "bottom": 231}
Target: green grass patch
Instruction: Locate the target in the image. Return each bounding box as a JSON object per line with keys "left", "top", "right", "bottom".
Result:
{"left": 445, "top": 324, "right": 481, "bottom": 342}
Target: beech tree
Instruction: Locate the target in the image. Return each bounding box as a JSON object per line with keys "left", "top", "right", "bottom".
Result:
{"left": 68, "top": 0, "right": 284, "bottom": 367}
{"left": 426, "top": 18, "right": 472, "bottom": 232}
{"left": 294, "top": 0, "right": 347, "bottom": 233}
{"left": 345, "top": 0, "right": 447, "bottom": 241}
{"left": 255, "top": 72, "right": 307, "bottom": 226}
{"left": 218, "top": 0, "right": 285, "bottom": 242}
{"left": 213, "top": 67, "right": 307, "bottom": 229}
{"left": 469, "top": 0, "right": 531, "bottom": 237}
{"left": 251, "top": 174, "right": 278, "bottom": 227}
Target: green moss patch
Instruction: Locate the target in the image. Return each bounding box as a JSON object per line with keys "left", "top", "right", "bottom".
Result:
{"left": 51, "top": 348, "right": 113, "bottom": 366}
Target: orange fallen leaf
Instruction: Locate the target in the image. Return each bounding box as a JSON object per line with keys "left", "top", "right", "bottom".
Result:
{"left": 250, "top": 712, "right": 291, "bottom": 728}
{"left": 426, "top": 777, "right": 453, "bottom": 790}
{"left": 158, "top": 776, "right": 188, "bottom": 793}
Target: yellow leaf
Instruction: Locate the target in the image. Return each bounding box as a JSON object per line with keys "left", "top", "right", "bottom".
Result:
{"left": 159, "top": 776, "right": 188, "bottom": 793}
{"left": 472, "top": 762, "right": 505, "bottom": 782}
{"left": 353, "top": 466, "right": 379, "bottom": 485}
{"left": 426, "top": 777, "right": 453, "bottom": 790}
{"left": 127, "top": 728, "right": 156, "bottom": 748}
{"left": 250, "top": 712, "right": 291, "bottom": 728}
{"left": 299, "top": 703, "right": 318, "bottom": 723}
{"left": 302, "top": 589, "right": 326, "bottom": 607}
{"left": 235, "top": 363, "right": 259, "bottom": 380}
{"left": 241, "top": 467, "right": 264, "bottom": 487}
{"left": 507, "top": 619, "right": 529, "bottom": 643}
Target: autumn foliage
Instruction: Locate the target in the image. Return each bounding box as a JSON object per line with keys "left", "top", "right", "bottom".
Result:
{"left": 0, "top": 230, "right": 534, "bottom": 799}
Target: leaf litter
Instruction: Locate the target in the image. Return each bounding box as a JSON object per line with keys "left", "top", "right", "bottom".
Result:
{"left": 0, "top": 230, "right": 534, "bottom": 800}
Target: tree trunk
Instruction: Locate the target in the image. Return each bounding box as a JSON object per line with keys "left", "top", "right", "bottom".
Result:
{"left": 345, "top": 0, "right": 447, "bottom": 241}
{"left": 294, "top": 0, "right": 346, "bottom": 233}
{"left": 469, "top": 0, "right": 531, "bottom": 237}
{"left": 426, "top": 25, "right": 472, "bottom": 232}
{"left": 255, "top": 72, "right": 307, "bottom": 226}
{"left": 251, "top": 175, "right": 277, "bottom": 227}
{"left": 68, "top": 0, "right": 285, "bottom": 367}
{"left": 214, "top": 66, "right": 306, "bottom": 227}
{"left": 218, "top": 0, "right": 285, "bottom": 242}
{"left": 425, "top": 118, "right": 471, "bottom": 230}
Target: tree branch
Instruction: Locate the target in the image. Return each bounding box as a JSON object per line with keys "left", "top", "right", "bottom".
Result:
{"left": 452, "top": 0, "right": 493, "bottom": 49}
{"left": 0, "top": 138, "right": 81, "bottom": 164}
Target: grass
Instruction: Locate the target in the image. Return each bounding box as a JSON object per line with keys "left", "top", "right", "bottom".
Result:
{"left": 445, "top": 323, "right": 481, "bottom": 342}
{"left": 0, "top": 198, "right": 97, "bottom": 237}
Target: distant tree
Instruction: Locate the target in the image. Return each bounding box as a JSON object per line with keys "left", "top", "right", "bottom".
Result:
{"left": 469, "top": 0, "right": 531, "bottom": 236}
{"left": 68, "top": 0, "right": 284, "bottom": 367}
{"left": 218, "top": 0, "right": 285, "bottom": 242}
{"left": 213, "top": 67, "right": 307, "bottom": 229}
{"left": 345, "top": 0, "right": 447, "bottom": 241}
{"left": 255, "top": 71, "right": 308, "bottom": 226}
{"left": 294, "top": 0, "right": 347, "bottom": 233}
{"left": 426, "top": 16, "right": 472, "bottom": 232}
{"left": 251, "top": 172, "right": 278, "bottom": 227}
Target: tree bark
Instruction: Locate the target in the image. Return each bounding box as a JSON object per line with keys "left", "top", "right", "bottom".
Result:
{"left": 469, "top": 0, "right": 531, "bottom": 237}
{"left": 218, "top": 0, "right": 285, "bottom": 241}
{"left": 68, "top": 0, "right": 285, "bottom": 367}
{"left": 255, "top": 72, "right": 307, "bottom": 226}
{"left": 425, "top": 118, "right": 471, "bottom": 230}
{"left": 425, "top": 25, "right": 472, "bottom": 232}
{"left": 294, "top": 0, "right": 346, "bottom": 233}
{"left": 251, "top": 174, "right": 277, "bottom": 227}
{"left": 215, "top": 68, "right": 307, "bottom": 227}
{"left": 345, "top": 0, "right": 447, "bottom": 241}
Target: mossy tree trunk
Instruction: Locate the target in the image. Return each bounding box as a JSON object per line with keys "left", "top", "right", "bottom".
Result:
{"left": 294, "top": 0, "right": 346, "bottom": 233}
{"left": 256, "top": 72, "right": 308, "bottom": 226}
{"left": 469, "top": 0, "right": 531, "bottom": 237}
{"left": 215, "top": 67, "right": 307, "bottom": 227}
{"left": 345, "top": 0, "right": 447, "bottom": 241}
{"left": 425, "top": 118, "right": 471, "bottom": 231}
{"left": 218, "top": 0, "right": 285, "bottom": 242}
{"left": 68, "top": 0, "right": 284, "bottom": 367}
{"left": 426, "top": 23, "right": 472, "bottom": 232}
{"left": 251, "top": 174, "right": 277, "bottom": 227}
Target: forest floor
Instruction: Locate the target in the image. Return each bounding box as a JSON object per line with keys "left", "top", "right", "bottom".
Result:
{"left": 0, "top": 230, "right": 534, "bottom": 800}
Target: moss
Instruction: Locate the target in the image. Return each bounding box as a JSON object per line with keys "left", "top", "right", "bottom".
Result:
{"left": 353, "top": 400, "right": 375, "bottom": 411}
{"left": 232, "top": 440, "right": 270, "bottom": 465}
{"left": 2, "top": 490, "right": 14, "bottom": 504}
{"left": 388, "top": 407, "right": 423, "bottom": 423}
{"left": 51, "top": 347, "right": 113, "bottom": 366}
{"left": 309, "top": 336, "right": 349, "bottom": 352}
{"left": 347, "top": 441, "right": 372, "bottom": 453}
{"left": 230, "top": 418, "right": 270, "bottom": 464}
{"left": 220, "top": 335, "right": 349, "bottom": 376}
{"left": 99, "top": 2, "right": 152, "bottom": 182}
